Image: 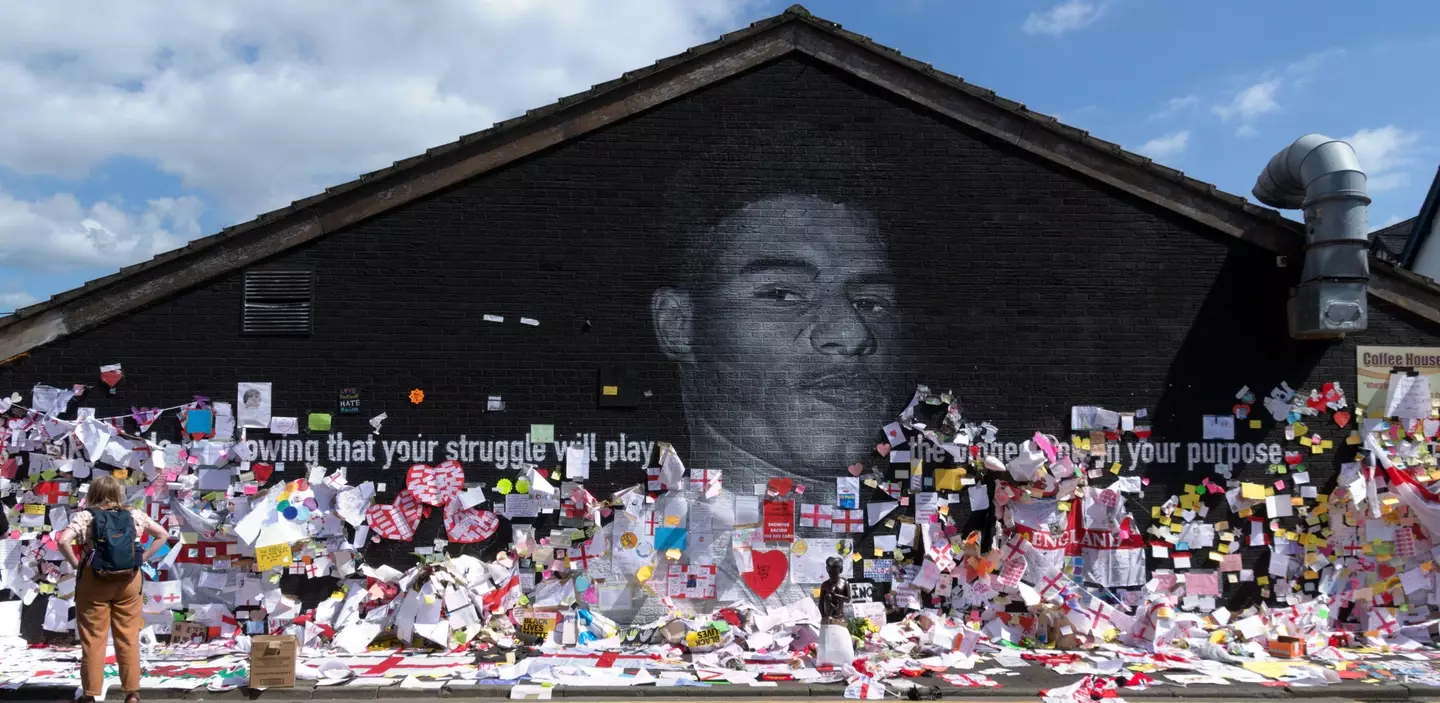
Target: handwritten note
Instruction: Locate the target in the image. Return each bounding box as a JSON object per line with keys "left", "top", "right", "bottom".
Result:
{"left": 255, "top": 542, "right": 292, "bottom": 572}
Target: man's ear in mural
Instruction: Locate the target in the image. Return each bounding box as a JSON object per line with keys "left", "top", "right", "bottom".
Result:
{"left": 651, "top": 287, "right": 695, "bottom": 363}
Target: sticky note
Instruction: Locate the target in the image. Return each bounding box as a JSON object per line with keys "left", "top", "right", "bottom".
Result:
{"left": 1241, "top": 483, "right": 1266, "bottom": 501}
{"left": 307, "top": 413, "right": 332, "bottom": 432}
{"left": 602, "top": 386, "right": 619, "bottom": 396}
{"left": 255, "top": 542, "right": 292, "bottom": 572}
{"left": 530, "top": 425, "right": 555, "bottom": 443}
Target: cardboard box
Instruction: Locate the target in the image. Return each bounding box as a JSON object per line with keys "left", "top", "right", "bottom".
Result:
{"left": 249, "top": 635, "right": 297, "bottom": 688}
{"left": 1268, "top": 635, "right": 1306, "bottom": 659}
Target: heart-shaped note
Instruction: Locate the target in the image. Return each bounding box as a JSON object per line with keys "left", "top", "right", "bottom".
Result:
{"left": 366, "top": 489, "right": 423, "bottom": 541}
{"left": 767, "top": 477, "right": 793, "bottom": 496}
{"left": 1334, "top": 411, "right": 1352, "bottom": 428}
{"left": 875, "top": 444, "right": 890, "bottom": 457}
{"left": 443, "top": 496, "right": 500, "bottom": 543}
{"left": 742, "top": 549, "right": 789, "bottom": 600}
{"left": 252, "top": 463, "right": 274, "bottom": 483}
{"left": 848, "top": 463, "right": 864, "bottom": 477}
{"left": 406, "top": 460, "right": 466, "bottom": 507}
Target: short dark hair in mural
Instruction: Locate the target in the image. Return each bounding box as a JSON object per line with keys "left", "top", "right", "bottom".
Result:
{"left": 649, "top": 130, "right": 915, "bottom": 490}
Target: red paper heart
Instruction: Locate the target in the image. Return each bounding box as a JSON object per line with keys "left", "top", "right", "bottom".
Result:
{"left": 767, "top": 478, "right": 793, "bottom": 496}
{"left": 848, "top": 463, "right": 864, "bottom": 477}
{"left": 1284, "top": 451, "right": 1302, "bottom": 465}
{"left": 252, "top": 463, "right": 274, "bottom": 483}
{"left": 443, "top": 496, "right": 500, "bottom": 543}
{"left": 406, "top": 460, "right": 466, "bottom": 507}
{"left": 365, "top": 490, "right": 423, "bottom": 541}
{"left": 743, "top": 549, "right": 789, "bottom": 600}
{"left": 1334, "top": 411, "right": 1352, "bottom": 428}
{"left": 876, "top": 444, "right": 890, "bottom": 457}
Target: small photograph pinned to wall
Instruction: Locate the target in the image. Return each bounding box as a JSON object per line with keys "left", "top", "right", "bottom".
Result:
{"left": 597, "top": 366, "right": 638, "bottom": 409}
{"left": 237, "top": 382, "right": 273, "bottom": 429}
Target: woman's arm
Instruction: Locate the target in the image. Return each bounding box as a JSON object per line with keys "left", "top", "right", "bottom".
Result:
{"left": 54, "top": 526, "right": 80, "bottom": 569}
{"left": 140, "top": 519, "right": 170, "bottom": 562}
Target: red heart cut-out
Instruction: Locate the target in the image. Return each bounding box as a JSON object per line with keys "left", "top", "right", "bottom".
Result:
{"left": 443, "top": 496, "right": 500, "bottom": 543}
{"left": 742, "top": 549, "right": 789, "bottom": 600}
{"left": 406, "top": 460, "right": 466, "bottom": 507}
{"left": 366, "top": 489, "right": 423, "bottom": 541}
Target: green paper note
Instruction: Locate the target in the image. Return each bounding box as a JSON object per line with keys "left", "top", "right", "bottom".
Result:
{"left": 531, "top": 424, "right": 555, "bottom": 443}
{"left": 308, "top": 413, "right": 333, "bottom": 432}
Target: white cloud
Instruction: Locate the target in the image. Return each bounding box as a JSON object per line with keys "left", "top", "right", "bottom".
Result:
{"left": 1345, "top": 125, "right": 1422, "bottom": 192}
{"left": 1207, "top": 49, "right": 1340, "bottom": 137}
{"left": 0, "top": 189, "right": 198, "bottom": 272}
{"left": 1211, "top": 79, "right": 1281, "bottom": 124}
{"left": 0, "top": 0, "right": 753, "bottom": 220}
{"left": 1137, "top": 130, "right": 1190, "bottom": 159}
{"left": 1022, "top": 0, "right": 1108, "bottom": 37}
{"left": 1380, "top": 214, "right": 1406, "bottom": 228}
{"left": 0, "top": 289, "right": 37, "bottom": 312}
{"left": 1148, "top": 95, "right": 1199, "bottom": 121}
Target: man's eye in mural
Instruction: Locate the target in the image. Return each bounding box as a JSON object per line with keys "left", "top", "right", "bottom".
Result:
{"left": 755, "top": 286, "right": 806, "bottom": 303}
{"left": 851, "top": 296, "right": 887, "bottom": 314}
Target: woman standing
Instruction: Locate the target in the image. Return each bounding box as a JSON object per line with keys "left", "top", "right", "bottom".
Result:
{"left": 55, "top": 474, "right": 170, "bottom": 703}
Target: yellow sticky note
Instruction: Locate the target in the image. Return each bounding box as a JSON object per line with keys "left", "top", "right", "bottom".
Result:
{"left": 23, "top": 504, "right": 45, "bottom": 515}
{"left": 255, "top": 542, "right": 292, "bottom": 572}
{"left": 1321, "top": 440, "right": 1334, "bottom": 449}
{"left": 602, "top": 385, "right": 619, "bottom": 396}
{"left": 1238, "top": 508, "right": 1253, "bottom": 518}
{"left": 1111, "top": 462, "right": 1122, "bottom": 475}
{"left": 1249, "top": 419, "right": 1263, "bottom": 429}
{"left": 934, "top": 468, "right": 965, "bottom": 492}
{"left": 1257, "top": 576, "right": 1270, "bottom": 586}
{"left": 1241, "top": 483, "right": 1266, "bottom": 500}
{"left": 1152, "top": 507, "right": 1163, "bottom": 519}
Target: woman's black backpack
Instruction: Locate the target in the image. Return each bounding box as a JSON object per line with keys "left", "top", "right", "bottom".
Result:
{"left": 87, "top": 508, "right": 140, "bottom": 579}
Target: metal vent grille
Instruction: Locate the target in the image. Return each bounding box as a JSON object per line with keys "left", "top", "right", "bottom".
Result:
{"left": 243, "top": 269, "right": 314, "bottom": 335}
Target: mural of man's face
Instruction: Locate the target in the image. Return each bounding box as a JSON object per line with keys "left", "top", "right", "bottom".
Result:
{"left": 653, "top": 193, "right": 901, "bottom": 475}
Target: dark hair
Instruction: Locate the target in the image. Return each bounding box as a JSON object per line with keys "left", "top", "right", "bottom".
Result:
{"left": 658, "top": 126, "right": 888, "bottom": 285}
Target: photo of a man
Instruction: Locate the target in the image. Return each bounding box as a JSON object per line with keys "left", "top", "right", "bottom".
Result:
{"left": 651, "top": 172, "right": 906, "bottom": 490}
{"left": 618, "top": 135, "right": 914, "bottom": 621}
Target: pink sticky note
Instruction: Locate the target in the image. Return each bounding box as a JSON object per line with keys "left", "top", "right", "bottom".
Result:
{"left": 795, "top": 485, "right": 806, "bottom": 495}
{"left": 1275, "top": 480, "right": 1286, "bottom": 490}
{"left": 242, "top": 485, "right": 258, "bottom": 495}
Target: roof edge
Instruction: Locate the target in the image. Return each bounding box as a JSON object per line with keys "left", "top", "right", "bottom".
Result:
{"left": 3, "top": 6, "right": 1439, "bottom": 359}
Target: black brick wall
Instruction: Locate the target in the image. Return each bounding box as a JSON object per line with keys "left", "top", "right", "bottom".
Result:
{"left": 4, "top": 56, "right": 1439, "bottom": 629}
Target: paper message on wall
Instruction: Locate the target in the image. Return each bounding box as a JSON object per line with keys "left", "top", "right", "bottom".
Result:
{"left": 255, "top": 542, "right": 292, "bottom": 572}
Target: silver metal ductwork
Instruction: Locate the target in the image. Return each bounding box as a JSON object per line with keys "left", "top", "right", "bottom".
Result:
{"left": 1253, "top": 134, "right": 1371, "bottom": 339}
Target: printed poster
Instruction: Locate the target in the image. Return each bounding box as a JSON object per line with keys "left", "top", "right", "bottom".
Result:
{"left": 1358, "top": 346, "right": 1440, "bottom": 417}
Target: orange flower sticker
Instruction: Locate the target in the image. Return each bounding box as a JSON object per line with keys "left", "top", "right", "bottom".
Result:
{"left": 409, "top": 388, "right": 425, "bottom": 405}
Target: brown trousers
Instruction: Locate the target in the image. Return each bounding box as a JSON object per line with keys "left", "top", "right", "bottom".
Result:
{"left": 75, "top": 566, "right": 143, "bottom": 696}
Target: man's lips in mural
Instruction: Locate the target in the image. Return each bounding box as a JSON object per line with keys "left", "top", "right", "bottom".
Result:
{"left": 798, "top": 370, "right": 884, "bottom": 409}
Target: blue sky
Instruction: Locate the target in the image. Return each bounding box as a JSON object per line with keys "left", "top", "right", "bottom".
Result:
{"left": 1, "top": 0, "right": 1433, "bottom": 313}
